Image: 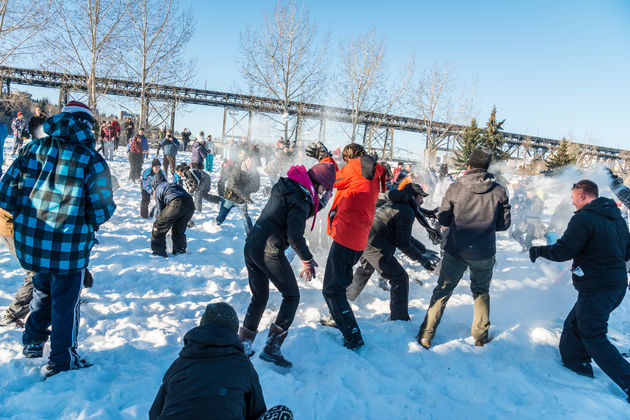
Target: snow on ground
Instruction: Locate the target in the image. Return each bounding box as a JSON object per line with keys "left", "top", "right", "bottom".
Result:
{"left": 1, "top": 145, "right": 630, "bottom": 419}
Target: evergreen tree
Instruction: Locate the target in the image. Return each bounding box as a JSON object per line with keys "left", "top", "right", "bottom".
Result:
{"left": 481, "top": 106, "right": 509, "bottom": 161}
{"left": 453, "top": 118, "right": 483, "bottom": 170}
{"left": 546, "top": 138, "right": 577, "bottom": 170}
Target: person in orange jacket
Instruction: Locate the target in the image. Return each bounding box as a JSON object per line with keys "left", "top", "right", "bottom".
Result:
{"left": 306, "top": 141, "right": 386, "bottom": 349}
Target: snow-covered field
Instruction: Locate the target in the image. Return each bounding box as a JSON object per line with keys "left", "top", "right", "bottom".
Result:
{"left": 1, "top": 145, "right": 629, "bottom": 419}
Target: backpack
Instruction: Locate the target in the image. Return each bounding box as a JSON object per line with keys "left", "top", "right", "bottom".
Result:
{"left": 129, "top": 138, "right": 143, "bottom": 154}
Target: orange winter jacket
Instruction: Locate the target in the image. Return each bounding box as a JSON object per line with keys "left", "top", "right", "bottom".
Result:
{"left": 322, "top": 156, "right": 386, "bottom": 251}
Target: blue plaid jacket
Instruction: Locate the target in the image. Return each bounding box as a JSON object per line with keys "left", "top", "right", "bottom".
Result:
{"left": 0, "top": 113, "right": 116, "bottom": 273}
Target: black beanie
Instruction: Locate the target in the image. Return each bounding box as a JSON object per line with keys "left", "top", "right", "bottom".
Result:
{"left": 151, "top": 158, "right": 161, "bottom": 167}
{"left": 468, "top": 146, "right": 492, "bottom": 169}
{"left": 200, "top": 302, "right": 239, "bottom": 332}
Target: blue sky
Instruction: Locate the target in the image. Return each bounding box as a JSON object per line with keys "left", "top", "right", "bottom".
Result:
{"left": 175, "top": 0, "right": 630, "bottom": 150}
{"left": 17, "top": 0, "right": 630, "bottom": 152}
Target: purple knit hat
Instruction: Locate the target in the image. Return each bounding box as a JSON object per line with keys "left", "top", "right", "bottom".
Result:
{"left": 307, "top": 163, "right": 336, "bottom": 191}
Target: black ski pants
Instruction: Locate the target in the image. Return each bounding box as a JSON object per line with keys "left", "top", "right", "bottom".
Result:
{"left": 151, "top": 197, "right": 195, "bottom": 254}
{"left": 242, "top": 244, "right": 299, "bottom": 332}
{"left": 129, "top": 152, "right": 143, "bottom": 181}
{"left": 348, "top": 245, "right": 410, "bottom": 321}
{"left": 141, "top": 189, "right": 151, "bottom": 219}
{"left": 560, "top": 288, "right": 630, "bottom": 395}
{"left": 322, "top": 241, "right": 363, "bottom": 338}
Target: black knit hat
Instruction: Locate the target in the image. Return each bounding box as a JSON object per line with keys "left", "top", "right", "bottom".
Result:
{"left": 402, "top": 182, "right": 428, "bottom": 197}
{"left": 468, "top": 146, "right": 492, "bottom": 169}
{"left": 151, "top": 158, "right": 161, "bottom": 167}
{"left": 200, "top": 302, "right": 239, "bottom": 332}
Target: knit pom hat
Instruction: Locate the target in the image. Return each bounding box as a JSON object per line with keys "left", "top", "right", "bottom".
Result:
{"left": 61, "top": 101, "right": 94, "bottom": 126}
{"left": 467, "top": 146, "right": 492, "bottom": 169}
{"left": 307, "top": 163, "right": 336, "bottom": 191}
{"left": 200, "top": 302, "right": 239, "bottom": 332}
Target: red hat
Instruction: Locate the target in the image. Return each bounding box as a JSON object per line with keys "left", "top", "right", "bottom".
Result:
{"left": 61, "top": 101, "right": 94, "bottom": 125}
{"left": 307, "top": 163, "right": 336, "bottom": 191}
{"left": 17, "top": 112, "right": 23, "bottom": 117}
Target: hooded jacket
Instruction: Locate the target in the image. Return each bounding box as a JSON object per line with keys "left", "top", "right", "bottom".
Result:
{"left": 191, "top": 140, "right": 208, "bottom": 164}
{"left": 0, "top": 112, "right": 116, "bottom": 273}
{"left": 538, "top": 197, "right": 630, "bottom": 292}
{"left": 153, "top": 182, "right": 192, "bottom": 213}
{"left": 439, "top": 168, "right": 511, "bottom": 260}
{"left": 322, "top": 155, "right": 386, "bottom": 252}
{"left": 149, "top": 324, "right": 266, "bottom": 420}
{"left": 246, "top": 165, "right": 316, "bottom": 261}
{"left": 367, "top": 189, "right": 425, "bottom": 262}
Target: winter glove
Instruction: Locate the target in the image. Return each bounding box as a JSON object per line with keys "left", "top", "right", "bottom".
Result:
{"left": 300, "top": 259, "right": 318, "bottom": 282}
{"left": 427, "top": 227, "right": 443, "bottom": 245}
{"left": 529, "top": 246, "right": 541, "bottom": 263}
{"left": 606, "top": 168, "right": 624, "bottom": 189}
{"left": 83, "top": 269, "right": 94, "bottom": 288}
{"left": 419, "top": 252, "right": 440, "bottom": 272}
{"left": 305, "top": 141, "right": 331, "bottom": 161}
{"left": 420, "top": 207, "right": 439, "bottom": 219}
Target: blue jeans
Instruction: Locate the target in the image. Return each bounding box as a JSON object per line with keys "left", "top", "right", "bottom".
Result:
{"left": 216, "top": 198, "right": 252, "bottom": 233}
{"left": 23, "top": 271, "right": 83, "bottom": 371}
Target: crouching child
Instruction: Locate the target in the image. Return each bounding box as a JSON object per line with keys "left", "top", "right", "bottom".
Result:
{"left": 150, "top": 177, "right": 195, "bottom": 257}
{"left": 149, "top": 302, "right": 293, "bottom": 420}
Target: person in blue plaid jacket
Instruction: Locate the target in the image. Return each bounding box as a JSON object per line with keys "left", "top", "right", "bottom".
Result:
{"left": 0, "top": 101, "right": 116, "bottom": 377}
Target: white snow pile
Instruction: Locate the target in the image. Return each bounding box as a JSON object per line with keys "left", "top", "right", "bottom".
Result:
{"left": 1, "top": 147, "right": 630, "bottom": 419}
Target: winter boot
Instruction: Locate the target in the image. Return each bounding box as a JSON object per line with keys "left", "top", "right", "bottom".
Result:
{"left": 238, "top": 327, "right": 257, "bottom": 358}
{"left": 260, "top": 323, "right": 292, "bottom": 367}
{"left": 563, "top": 361, "right": 594, "bottom": 378}
{"left": 43, "top": 359, "right": 93, "bottom": 379}
{"left": 23, "top": 340, "right": 45, "bottom": 358}
{"left": 342, "top": 329, "right": 365, "bottom": 350}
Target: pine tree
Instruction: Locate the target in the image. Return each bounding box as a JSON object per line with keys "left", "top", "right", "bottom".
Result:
{"left": 453, "top": 118, "right": 483, "bottom": 170}
{"left": 481, "top": 106, "right": 509, "bottom": 161}
{"left": 546, "top": 138, "right": 577, "bottom": 170}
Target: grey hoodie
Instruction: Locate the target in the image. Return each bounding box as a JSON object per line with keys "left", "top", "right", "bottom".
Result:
{"left": 438, "top": 168, "right": 511, "bottom": 259}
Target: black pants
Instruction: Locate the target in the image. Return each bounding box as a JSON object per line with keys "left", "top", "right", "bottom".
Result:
{"left": 348, "top": 245, "right": 410, "bottom": 321}
{"left": 191, "top": 162, "right": 203, "bottom": 170}
{"left": 560, "top": 288, "right": 630, "bottom": 394}
{"left": 129, "top": 152, "right": 143, "bottom": 181}
{"left": 141, "top": 189, "right": 151, "bottom": 219}
{"left": 151, "top": 197, "right": 195, "bottom": 254}
{"left": 243, "top": 244, "right": 299, "bottom": 332}
{"left": 322, "top": 241, "right": 363, "bottom": 338}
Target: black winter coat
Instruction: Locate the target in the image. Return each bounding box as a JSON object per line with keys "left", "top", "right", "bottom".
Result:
{"left": 225, "top": 166, "right": 261, "bottom": 205}
{"left": 538, "top": 197, "right": 630, "bottom": 292}
{"left": 149, "top": 324, "right": 266, "bottom": 420}
{"left": 439, "top": 169, "right": 511, "bottom": 259}
{"left": 368, "top": 189, "right": 425, "bottom": 261}
{"left": 247, "top": 177, "right": 315, "bottom": 261}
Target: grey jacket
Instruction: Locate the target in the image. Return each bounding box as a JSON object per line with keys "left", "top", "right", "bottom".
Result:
{"left": 438, "top": 169, "right": 511, "bottom": 259}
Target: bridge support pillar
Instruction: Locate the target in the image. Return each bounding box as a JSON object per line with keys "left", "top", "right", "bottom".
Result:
{"left": 58, "top": 87, "right": 68, "bottom": 107}
{"left": 0, "top": 78, "right": 10, "bottom": 97}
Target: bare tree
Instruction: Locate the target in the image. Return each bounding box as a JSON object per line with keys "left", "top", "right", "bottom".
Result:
{"left": 337, "top": 29, "right": 413, "bottom": 143}
{"left": 408, "top": 62, "right": 475, "bottom": 167}
{"left": 121, "top": 0, "right": 195, "bottom": 128}
{"left": 45, "top": 0, "right": 131, "bottom": 109}
{"left": 0, "top": 0, "right": 50, "bottom": 65}
{"left": 238, "top": 0, "right": 328, "bottom": 141}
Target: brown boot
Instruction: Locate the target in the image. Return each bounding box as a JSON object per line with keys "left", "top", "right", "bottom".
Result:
{"left": 260, "top": 323, "right": 292, "bottom": 367}
{"left": 238, "top": 327, "right": 257, "bottom": 358}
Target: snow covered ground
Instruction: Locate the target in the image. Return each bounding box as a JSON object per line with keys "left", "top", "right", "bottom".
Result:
{"left": 1, "top": 144, "right": 630, "bottom": 419}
